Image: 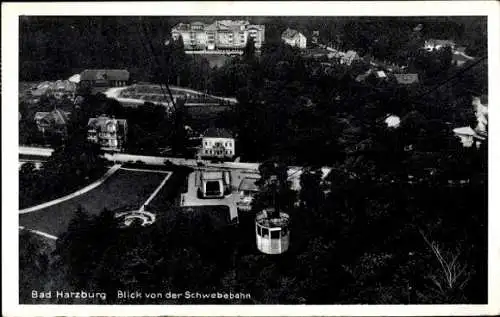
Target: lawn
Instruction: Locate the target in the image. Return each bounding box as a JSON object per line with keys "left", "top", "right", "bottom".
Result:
{"left": 19, "top": 169, "right": 167, "bottom": 237}
{"left": 145, "top": 165, "right": 193, "bottom": 220}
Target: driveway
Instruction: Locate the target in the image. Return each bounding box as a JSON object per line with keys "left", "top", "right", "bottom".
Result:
{"left": 181, "top": 168, "right": 260, "bottom": 221}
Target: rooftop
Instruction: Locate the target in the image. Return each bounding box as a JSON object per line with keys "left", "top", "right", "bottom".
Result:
{"left": 203, "top": 127, "right": 234, "bottom": 138}
{"left": 453, "top": 126, "right": 478, "bottom": 136}
{"left": 201, "top": 171, "right": 225, "bottom": 180}
{"left": 88, "top": 115, "right": 127, "bottom": 129}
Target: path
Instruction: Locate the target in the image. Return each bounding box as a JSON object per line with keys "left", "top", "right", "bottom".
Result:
{"left": 19, "top": 164, "right": 122, "bottom": 214}
{"left": 104, "top": 85, "right": 237, "bottom": 106}
{"left": 19, "top": 226, "right": 58, "bottom": 241}
{"left": 139, "top": 172, "right": 172, "bottom": 212}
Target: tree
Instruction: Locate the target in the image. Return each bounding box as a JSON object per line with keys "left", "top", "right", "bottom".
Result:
{"left": 299, "top": 168, "right": 324, "bottom": 212}
{"left": 253, "top": 160, "right": 297, "bottom": 217}
{"left": 243, "top": 36, "right": 256, "bottom": 61}
{"left": 19, "top": 231, "right": 51, "bottom": 303}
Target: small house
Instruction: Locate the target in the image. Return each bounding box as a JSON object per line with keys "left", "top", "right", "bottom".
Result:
{"left": 281, "top": 28, "right": 307, "bottom": 49}
{"left": 34, "top": 108, "right": 71, "bottom": 139}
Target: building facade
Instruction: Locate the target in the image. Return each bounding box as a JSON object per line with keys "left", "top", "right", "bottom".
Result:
{"left": 281, "top": 28, "right": 307, "bottom": 49}
{"left": 171, "top": 20, "right": 265, "bottom": 51}
{"left": 200, "top": 128, "right": 235, "bottom": 159}
{"left": 87, "top": 115, "right": 128, "bottom": 151}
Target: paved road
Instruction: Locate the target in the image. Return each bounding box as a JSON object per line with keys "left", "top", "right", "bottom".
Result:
{"left": 180, "top": 169, "right": 262, "bottom": 222}
{"left": 19, "top": 146, "right": 332, "bottom": 191}
{"left": 19, "top": 146, "right": 53, "bottom": 157}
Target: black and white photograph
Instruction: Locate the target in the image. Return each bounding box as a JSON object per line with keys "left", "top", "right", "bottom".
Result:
{"left": 2, "top": 1, "right": 499, "bottom": 316}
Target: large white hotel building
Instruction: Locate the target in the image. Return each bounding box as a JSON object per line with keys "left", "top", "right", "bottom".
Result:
{"left": 171, "top": 20, "right": 265, "bottom": 52}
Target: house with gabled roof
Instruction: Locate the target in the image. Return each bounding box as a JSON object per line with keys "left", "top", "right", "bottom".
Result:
{"left": 34, "top": 108, "right": 71, "bottom": 139}
{"left": 87, "top": 115, "right": 128, "bottom": 151}
{"left": 281, "top": 28, "right": 307, "bottom": 49}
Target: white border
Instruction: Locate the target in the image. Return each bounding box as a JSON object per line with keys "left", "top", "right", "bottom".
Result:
{"left": 2, "top": 1, "right": 499, "bottom": 316}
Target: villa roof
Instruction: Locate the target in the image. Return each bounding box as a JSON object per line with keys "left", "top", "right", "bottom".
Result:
{"left": 205, "top": 22, "right": 218, "bottom": 31}
{"left": 87, "top": 115, "right": 127, "bottom": 129}
{"left": 203, "top": 127, "right": 233, "bottom": 138}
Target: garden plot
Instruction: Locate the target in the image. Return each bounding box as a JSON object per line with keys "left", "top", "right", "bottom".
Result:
{"left": 19, "top": 168, "right": 172, "bottom": 238}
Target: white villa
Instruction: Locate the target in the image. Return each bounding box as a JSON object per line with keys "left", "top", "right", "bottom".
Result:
{"left": 200, "top": 128, "right": 235, "bottom": 159}
{"left": 87, "top": 115, "right": 128, "bottom": 151}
